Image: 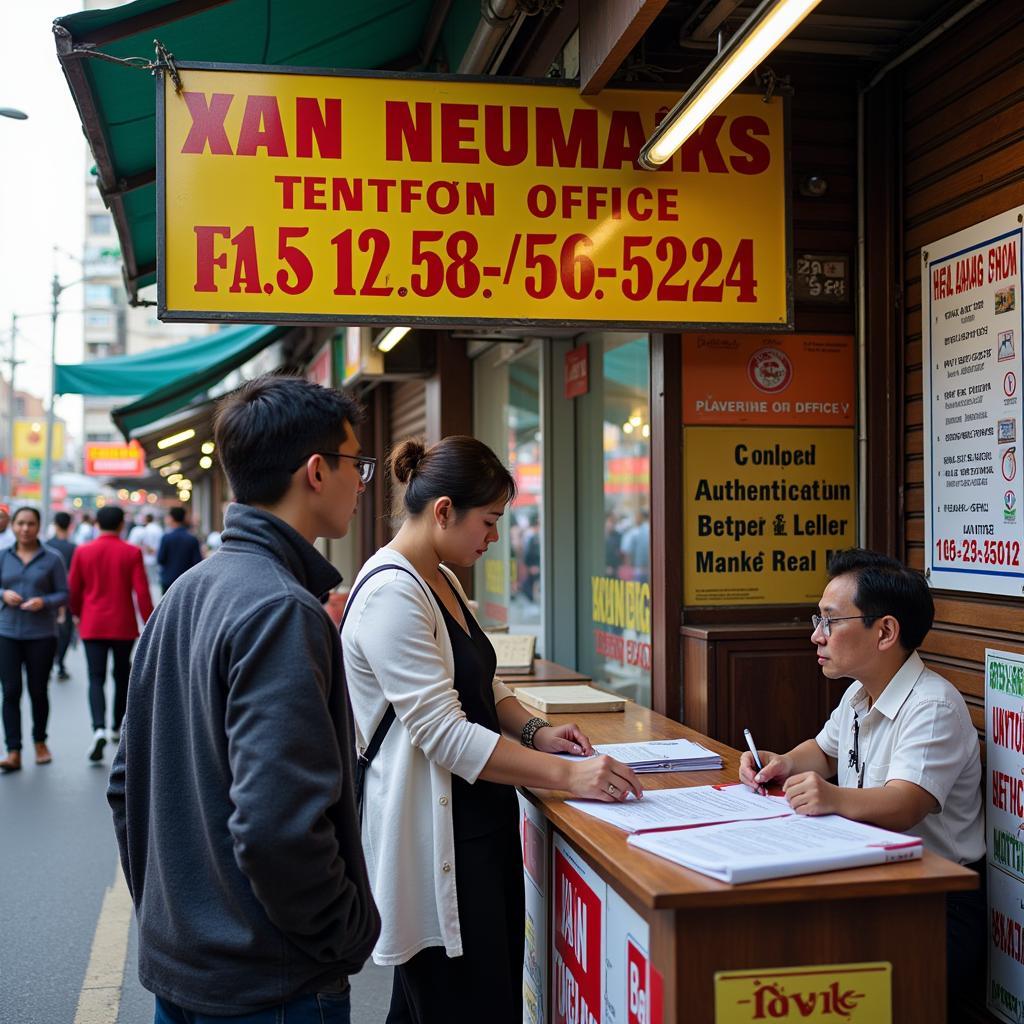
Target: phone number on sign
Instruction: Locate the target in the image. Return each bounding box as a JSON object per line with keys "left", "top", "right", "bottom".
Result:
{"left": 192, "top": 226, "right": 758, "bottom": 304}
{"left": 935, "top": 538, "right": 1021, "bottom": 567}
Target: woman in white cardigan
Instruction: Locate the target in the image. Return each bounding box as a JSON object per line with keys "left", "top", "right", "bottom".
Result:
{"left": 342, "top": 436, "right": 642, "bottom": 1024}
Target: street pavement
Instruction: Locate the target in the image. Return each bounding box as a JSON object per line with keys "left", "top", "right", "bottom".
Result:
{"left": 0, "top": 640, "right": 392, "bottom": 1023}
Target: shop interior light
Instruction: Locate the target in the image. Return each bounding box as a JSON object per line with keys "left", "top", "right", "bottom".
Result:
{"left": 629, "top": 414, "right": 643, "bottom": 426}
{"left": 157, "top": 428, "right": 196, "bottom": 450}
{"left": 179, "top": 479, "right": 192, "bottom": 490}
{"left": 638, "top": 0, "right": 821, "bottom": 169}
{"left": 150, "top": 451, "right": 183, "bottom": 469}
{"left": 146, "top": 494, "right": 158, "bottom": 504}
{"left": 178, "top": 489, "right": 191, "bottom": 502}
{"left": 167, "top": 473, "right": 183, "bottom": 485}
{"left": 376, "top": 326, "right": 411, "bottom": 353}
{"left": 623, "top": 422, "right": 635, "bottom": 434}
{"left": 199, "top": 455, "right": 213, "bottom": 470}
{"left": 200, "top": 441, "right": 215, "bottom": 455}
{"left": 129, "top": 491, "right": 140, "bottom": 503}
{"left": 641, "top": 424, "right": 651, "bottom": 439}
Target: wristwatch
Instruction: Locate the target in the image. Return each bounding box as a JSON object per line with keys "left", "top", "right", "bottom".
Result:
{"left": 520, "top": 716, "right": 551, "bottom": 749}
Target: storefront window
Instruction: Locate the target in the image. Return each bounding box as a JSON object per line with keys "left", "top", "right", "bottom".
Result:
{"left": 576, "top": 335, "right": 651, "bottom": 706}
{"left": 473, "top": 344, "right": 545, "bottom": 655}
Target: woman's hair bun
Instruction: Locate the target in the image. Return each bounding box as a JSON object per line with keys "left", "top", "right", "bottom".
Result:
{"left": 390, "top": 438, "right": 427, "bottom": 484}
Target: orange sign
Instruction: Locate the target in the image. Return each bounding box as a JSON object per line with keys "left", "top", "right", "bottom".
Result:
{"left": 683, "top": 334, "right": 854, "bottom": 426}
{"left": 84, "top": 441, "right": 146, "bottom": 477}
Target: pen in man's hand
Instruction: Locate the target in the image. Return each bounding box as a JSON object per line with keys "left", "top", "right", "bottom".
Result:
{"left": 743, "top": 727, "right": 766, "bottom": 796}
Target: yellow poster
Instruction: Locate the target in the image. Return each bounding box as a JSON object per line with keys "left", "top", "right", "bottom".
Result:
{"left": 684, "top": 426, "right": 856, "bottom": 605}
{"left": 160, "top": 67, "right": 788, "bottom": 327}
{"left": 715, "top": 962, "right": 891, "bottom": 1023}
{"left": 14, "top": 420, "right": 65, "bottom": 462}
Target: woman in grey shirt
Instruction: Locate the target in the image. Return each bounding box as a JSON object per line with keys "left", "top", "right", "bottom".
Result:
{"left": 0, "top": 507, "right": 68, "bottom": 772}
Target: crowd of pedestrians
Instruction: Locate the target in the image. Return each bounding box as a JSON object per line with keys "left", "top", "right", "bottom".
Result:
{"left": 0, "top": 499, "right": 207, "bottom": 772}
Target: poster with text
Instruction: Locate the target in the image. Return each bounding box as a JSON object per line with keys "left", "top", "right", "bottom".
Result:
{"left": 604, "top": 889, "right": 661, "bottom": 1024}
{"left": 987, "top": 649, "right": 1024, "bottom": 1023}
{"left": 520, "top": 793, "right": 550, "bottom": 1024}
{"left": 553, "top": 832, "right": 606, "bottom": 1024}
{"left": 923, "top": 207, "right": 1024, "bottom": 597}
{"left": 683, "top": 426, "right": 856, "bottom": 605}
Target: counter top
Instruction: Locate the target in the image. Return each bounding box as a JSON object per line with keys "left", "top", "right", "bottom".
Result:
{"left": 521, "top": 701, "right": 978, "bottom": 911}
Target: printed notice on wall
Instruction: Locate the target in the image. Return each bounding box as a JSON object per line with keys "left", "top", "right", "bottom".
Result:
{"left": 683, "top": 426, "right": 856, "bottom": 605}
{"left": 158, "top": 66, "right": 788, "bottom": 327}
{"left": 985, "top": 649, "right": 1024, "bottom": 1023}
{"left": 552, "top": 832, "right": 605, "bottom": 1024}
{"left": 923, "top": 207, "right": 1024, "bottom": 597}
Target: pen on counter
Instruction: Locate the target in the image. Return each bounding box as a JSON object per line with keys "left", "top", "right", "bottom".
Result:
{"left": 743, "top": 728, "right": 766, "bottom": 796}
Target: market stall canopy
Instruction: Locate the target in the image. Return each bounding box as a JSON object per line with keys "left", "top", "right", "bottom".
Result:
{"left": 55, "top": 322, "right": 287, "bottom": 437}
{"left": 53, "top": 0, "right": 480, "bottom": 303}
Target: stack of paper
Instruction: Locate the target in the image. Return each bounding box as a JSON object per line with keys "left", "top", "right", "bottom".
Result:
{"left": 562, "top": 783, "right": 923, "bottom": 884}
{"left": 517, "top": 685, "right": 626, "bottom": 714}
{"left": 562, "top": 739, "right": 723, "bottom": 772}
{"left": 627, "top": 814, "right": 923, "bottom": 885}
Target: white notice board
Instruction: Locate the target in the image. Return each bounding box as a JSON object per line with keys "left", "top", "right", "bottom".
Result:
{"left": 923, "top": 207, "right": 1024, "bottom": 597}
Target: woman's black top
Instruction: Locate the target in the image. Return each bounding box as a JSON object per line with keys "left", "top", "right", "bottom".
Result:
{"left": 430, "top": 576, "right": 519, "bottom": 840}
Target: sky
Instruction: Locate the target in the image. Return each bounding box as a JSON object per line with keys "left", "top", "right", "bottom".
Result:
{"left": 0, "top": 2, "right": 94, "bottom": 435}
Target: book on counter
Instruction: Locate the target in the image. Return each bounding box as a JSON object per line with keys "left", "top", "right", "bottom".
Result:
{"left": 564, "top": 783, "right": 923, "bottom": 884}
{"left": 484, "top": 632, "right": 536, "bottom": 673}
{"left": 516, "top": 684, "right": 626, "bottom": 714}
{"left": 559, "top": 739, "right": 722, "bottom": 773}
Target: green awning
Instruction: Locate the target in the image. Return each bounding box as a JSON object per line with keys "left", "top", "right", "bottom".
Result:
{"left": 55, "top": 322, "right": 287, "bottom": 437}
{"left": 53, "top": 0, "right": 482, "bottom": 303}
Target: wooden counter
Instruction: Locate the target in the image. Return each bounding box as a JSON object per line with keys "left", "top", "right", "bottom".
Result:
{"left": 520, "top": 700, "right": 977, "bottom": 1023}
{"left": 497, "top": 658, "right": 591, "bottom": 685}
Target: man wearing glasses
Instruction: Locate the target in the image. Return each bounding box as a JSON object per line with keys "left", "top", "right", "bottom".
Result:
{"left": 109, "top": 375, "right": 380, "bottom": 1024}
{"left": 739, "top": 547, "right": 984, "bottom": 1006}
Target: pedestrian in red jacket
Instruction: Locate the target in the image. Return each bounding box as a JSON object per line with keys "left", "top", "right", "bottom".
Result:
{"left": 68, "top": 505, "right": 154, "bottom": 762}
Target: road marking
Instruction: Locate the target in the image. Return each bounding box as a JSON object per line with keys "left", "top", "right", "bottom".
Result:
{"left": 74, "top": 861, "right": 132, "bottom": 1024}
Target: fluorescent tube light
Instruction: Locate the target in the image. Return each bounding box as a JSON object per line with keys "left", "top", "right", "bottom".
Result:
{"left": 639, "top": 0, "right": 821, "bottom": 169}
{"left": 376, "top": 326, "right": 411, "bottom": 353}
{"left": 157, "top": 428, "right": 196, "bottom": 450}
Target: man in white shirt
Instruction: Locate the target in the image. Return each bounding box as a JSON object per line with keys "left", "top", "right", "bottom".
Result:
{"left": 739, "top": 548, "right": 984, "bottom": 1008}
{"left": 0, "top": 507, "right": 14, "bottom": 551}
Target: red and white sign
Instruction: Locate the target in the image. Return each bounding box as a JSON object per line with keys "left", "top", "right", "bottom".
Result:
{"left": 605, "top": 887, "right": 662, "bottom": 1024}
{"left": 565, "top": 343, "right": 590, "bottom": 399}
{"left": 306, "top": 339, "right": 333, "bottom": 388}
{"left": 553, "top": 833, "right": 605, "bottom": 1024}
{"left": 520, "top": 794, "right": 550, "bottom": 1024}
{"left": 84, "top": 441, "right": 146, "bottom": 477}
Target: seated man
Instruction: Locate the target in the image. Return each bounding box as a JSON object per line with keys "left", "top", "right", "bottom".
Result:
{"left": 740, "top": 548, "right": 984, "bottom": 1005}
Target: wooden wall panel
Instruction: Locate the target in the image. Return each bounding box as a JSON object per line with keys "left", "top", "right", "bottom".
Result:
{"left": 897, "top": 0, "right": 1024, "bottom": 745}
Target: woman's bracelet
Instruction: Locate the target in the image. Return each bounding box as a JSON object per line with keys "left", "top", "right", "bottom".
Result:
{"left": 520, "top": 716, "right": 551, "bottom": 749}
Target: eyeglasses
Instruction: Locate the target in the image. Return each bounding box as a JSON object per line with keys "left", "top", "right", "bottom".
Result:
{"left": 810, "top": 614, "right": 870, "bottom": 638}
{"left": 288, "top": 451, "right": 376, "bottom": 483}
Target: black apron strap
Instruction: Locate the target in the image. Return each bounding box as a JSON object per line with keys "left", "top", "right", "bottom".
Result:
{"left": 341, "top": 563, "right": 433, "bottom": 823}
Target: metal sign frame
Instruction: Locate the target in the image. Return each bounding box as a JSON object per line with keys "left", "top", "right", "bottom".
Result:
{"left": 156, "top": 62, "right": 793, "bottom": 332}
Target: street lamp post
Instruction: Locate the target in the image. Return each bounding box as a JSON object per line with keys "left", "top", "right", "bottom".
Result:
{"left": 2, "top": 314, "right": 23, "bottom": 501}
{"left": 41, "top": 274, "right": 67, "bottom": 534}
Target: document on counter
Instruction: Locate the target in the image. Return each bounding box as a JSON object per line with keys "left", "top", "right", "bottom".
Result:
{"left": 626, "top": 813, "right": 923, "bottom": 884}
{"left": 565, "top": 784, "right": 793, "bottom": 834}
{"left": 558, "top": 739, "right": 723, "bottom": 772}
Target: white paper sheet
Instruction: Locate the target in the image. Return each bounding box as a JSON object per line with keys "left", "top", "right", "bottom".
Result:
{"left": 565, "top": 784, "right": 793, "bottom": 833}
{"left": 627, "top": 813, "right": 923, "bottom": 883}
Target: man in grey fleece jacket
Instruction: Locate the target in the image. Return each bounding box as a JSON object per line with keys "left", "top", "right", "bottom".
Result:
{"left": 109, "top": 376, "right": 380, "bottom": 1022}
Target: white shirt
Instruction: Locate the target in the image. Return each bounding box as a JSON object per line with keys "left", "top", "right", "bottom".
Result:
{"left": 342, "top": 548, "right": 516, "bottom": 966}
{"left": 0, "top": 527, "right": 14, "bottom": 551}
{"left": 815, "top": 651, "right": 984, "bottom": 865}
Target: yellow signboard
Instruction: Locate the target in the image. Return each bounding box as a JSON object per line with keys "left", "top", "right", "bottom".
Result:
{"left": 715, "top": 962, "right": 891, "bottom": 1023}
{"left": 159, "top": 66, "right": 789, "bottom": 328}
{"left": 14, "top": 420, "right": 65, "bottom": 462}
{"left": 684, "top": 426, "right": 856, "bottom": 605}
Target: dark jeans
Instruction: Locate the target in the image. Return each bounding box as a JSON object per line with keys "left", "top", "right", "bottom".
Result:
{"left": 56, "top": 615, "right": 74, "bottom": 671}
{"left": 0, "top": 635, "right": 57, "bottom": 751}
{"left": 947, "top": 859, "right": 987, "bottom": 1008}
{"left": 84, "top": 639, "right": 134, "bottom": 732}
{"left": 155, "top": 991, "right": 350, "bottom": 1024}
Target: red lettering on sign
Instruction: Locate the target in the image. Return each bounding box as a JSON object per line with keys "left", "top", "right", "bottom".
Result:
{"left": 679, "top": 115, "right": 727, "bottom": 173}
{"left": 295, "top": 96, "right": 342, "bottom": 159}
{"left": 602, "top": 110, "right": 647, "bottom": 170}
{"left": 193, "top": 225, "right": 231, "bottom": 290}
{"left": 484, "top": 105, "right": 529, "bottom": 166}
{"left": 181, "top": 92, "right": 234, "bottom": 155}
{"left": 535, "top": 107, "right": 599, "bottom": 168}
{"left": 384, "top": 101, "right": 432, "bottom": 162}
{"left": 236, "top": 95, "right": 288, "bottom": 157}
{"left": 729, "top": 116, "right": 771, "bottom": 174}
